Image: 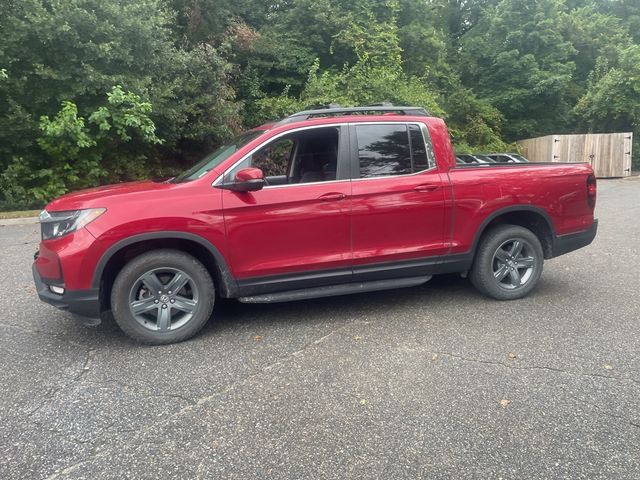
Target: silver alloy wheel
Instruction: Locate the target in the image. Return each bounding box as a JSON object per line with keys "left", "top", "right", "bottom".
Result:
{"left": 128, "top": 267, "right": 199, "bottom": 332}
{"left": 491, "top": 238, "right": 536, "bottom": 290}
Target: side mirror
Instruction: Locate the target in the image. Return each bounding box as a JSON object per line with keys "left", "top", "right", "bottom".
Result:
{"left": 220, "top": 167, "right": 265, "bottom": 192}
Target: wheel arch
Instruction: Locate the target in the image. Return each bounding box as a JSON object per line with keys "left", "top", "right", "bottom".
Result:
{"left": 471, "top": 206, "right": 555, "bottom": 260}
{"left": 93, "top": 232, "right": 237, "bottom": 311}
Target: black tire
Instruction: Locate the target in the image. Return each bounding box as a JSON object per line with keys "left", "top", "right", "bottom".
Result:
{"left": 469, "top": 224, "right": 544, "bottom": 300}
{"left": 111, "top": 249, "right": 215, "bottom": 344}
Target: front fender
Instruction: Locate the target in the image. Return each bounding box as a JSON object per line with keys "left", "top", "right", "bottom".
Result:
{"left": 88, "top": 229, "right": 235, "bottom": 295}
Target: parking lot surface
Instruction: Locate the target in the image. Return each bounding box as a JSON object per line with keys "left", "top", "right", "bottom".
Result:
{"left": 1, "top": 178, "right": 639, "bottom": 479}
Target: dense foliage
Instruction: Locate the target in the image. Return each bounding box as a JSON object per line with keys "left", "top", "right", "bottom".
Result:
{"left": 1, "top": 0, "right": 639, "bottom": 209}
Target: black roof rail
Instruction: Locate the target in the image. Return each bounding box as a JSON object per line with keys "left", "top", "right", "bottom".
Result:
{"left": 305, "top": 103, "right": 344, "bottom": 110}
{"left": 276, "top": 104, "right": 430, "bottom": 125}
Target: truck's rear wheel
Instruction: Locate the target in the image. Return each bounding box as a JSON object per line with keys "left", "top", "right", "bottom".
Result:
{"left": 111, "top": 249, "right": 214, "bottom": 344}
{"left": 470, "top": 225, "right": 544, "bottom": 300}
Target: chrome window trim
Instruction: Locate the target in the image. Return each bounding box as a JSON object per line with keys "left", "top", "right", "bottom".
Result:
{"left": 262, "top": 178, "right": 351, "bottom": 189}
{"left": 350, "top": 164, "right": 438, "bottom": 181}
{"left": 212, "top": 120, "right": 437, "bottom": 187}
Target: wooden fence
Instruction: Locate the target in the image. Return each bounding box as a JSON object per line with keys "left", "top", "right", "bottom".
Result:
{"left": 517, "top": 132, "right": 633, "bottom": 178}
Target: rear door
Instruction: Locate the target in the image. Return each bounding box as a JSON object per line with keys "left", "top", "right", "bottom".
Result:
{"left": 349, "top": 122, "right": 448, "bottom": 280}
{"left": 220, "top": 125, "right": 353, "bottom": 290}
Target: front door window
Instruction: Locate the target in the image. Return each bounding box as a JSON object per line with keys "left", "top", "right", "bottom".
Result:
{"left": 226, "top": 126, "right": 342, "bottom": 186}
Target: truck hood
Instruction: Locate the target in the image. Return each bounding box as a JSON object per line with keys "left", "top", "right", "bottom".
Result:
{"left": 46, "top": 180, "right": 175, "bottom": 211}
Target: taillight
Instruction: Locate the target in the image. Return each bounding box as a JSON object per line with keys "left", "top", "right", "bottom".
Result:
{"left": 586, "top": 174, "right": 597, "bottom": 209}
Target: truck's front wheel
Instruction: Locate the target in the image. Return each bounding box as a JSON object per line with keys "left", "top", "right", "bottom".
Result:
{"left": 470, "top": 225, "right": 544, "bottom": 300}
{"left": 111, "top": 249, "right": 215, "bottom": 344}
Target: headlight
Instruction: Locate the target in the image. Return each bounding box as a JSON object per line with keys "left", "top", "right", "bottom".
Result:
{"left": 39, "top": 208, "right": 106, "bottom": 240}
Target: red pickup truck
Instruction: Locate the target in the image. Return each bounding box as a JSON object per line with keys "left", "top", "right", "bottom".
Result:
{"left": 33, "top": 106, "right": 598, "bottom": 344}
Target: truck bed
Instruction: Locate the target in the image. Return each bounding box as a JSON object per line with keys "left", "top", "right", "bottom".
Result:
{"left": 445, "top": 160, "right": 596, "bottom": 256}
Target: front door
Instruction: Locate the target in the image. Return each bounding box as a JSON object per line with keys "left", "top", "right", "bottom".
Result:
{"left": 349, "top": 122, "right": 448, "bottom": 280}
{"left": 221, "top": 125, "right": 352, "bottom": 291}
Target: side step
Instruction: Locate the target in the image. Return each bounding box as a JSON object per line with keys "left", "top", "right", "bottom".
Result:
{"left": 238, "top": 276, "right": 432, "bottom": 304}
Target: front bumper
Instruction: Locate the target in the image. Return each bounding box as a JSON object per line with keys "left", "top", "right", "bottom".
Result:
{"left": 552, "top": 219, "right": 598, "bottom": 258}
{"left": 32, "top": 264, "right": 101, "bottom": 318}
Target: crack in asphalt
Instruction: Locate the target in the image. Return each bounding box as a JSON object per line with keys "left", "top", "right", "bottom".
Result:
{"left": 82, "top": 378, "right": 197, "bottom": 406}
{"left": 568, "top": 394, "right": 640, "bottom": 431}
{"left": 41, "top": 320, "right": 366, "bottom": 479}
{"left": 74, "top": 347, "right": 95, "bottom": 382}
{"left": 24, "top": 385, "right": 64, "bottom": 418}
{"left": 429, "top": 350, "right": 640, "bottom": 432}
{"left": 29, "top": 322, "right": 640, "bottom": 479}
{"left": 38, "top": 370, "right": 197, "bottom": 480}
{"left": 24, "top": 346, "right": 94, "bottom": 419}
{"left": 429, "top": 350, "right": 640, "bottom": 386}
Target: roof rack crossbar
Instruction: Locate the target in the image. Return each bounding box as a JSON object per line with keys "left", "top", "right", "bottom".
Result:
{"left": 282, "top": 105, "right": 429, "bottom": 123}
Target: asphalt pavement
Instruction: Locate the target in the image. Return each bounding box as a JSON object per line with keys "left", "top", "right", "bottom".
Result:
{"left": 1, "top": 178, "right": 639, "bottom": 479}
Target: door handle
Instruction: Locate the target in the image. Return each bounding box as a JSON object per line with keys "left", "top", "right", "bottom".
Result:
{"left": 414, "top": 184, "right": 439, "bottom": 192}
{"left": 319, "top": 192, "right": 347, "bottom": 201}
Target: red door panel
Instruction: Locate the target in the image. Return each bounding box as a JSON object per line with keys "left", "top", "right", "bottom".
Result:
{"left": 222, "top": 182, "right": 352, "bottom": 279}
{"left": 350, "top": 171, "right": 448, "bottom": 266}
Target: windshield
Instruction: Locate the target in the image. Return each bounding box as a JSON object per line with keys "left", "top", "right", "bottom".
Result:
{"left": 171, "top": 130, "right": 265, "bottom": 183}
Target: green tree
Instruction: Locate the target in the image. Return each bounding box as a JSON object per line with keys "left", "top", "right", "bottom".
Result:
{"left": 598, "top": 0, "right": 640, "bottom": 44}
{"left": 459, "top": 0, "right": 576, "bottom": 140}
{"left": 574, "top": 44, "right": 640, "bottom": 168}
{"left": 0, "top": 0, "right": 239, "bottom": 208}
{"left": 562, "top": 5, "right": 632, "bottom": 110}
{"left": 252, "top": 0, "right": 443, "bottom": 125}
{"left": 1, "top": 86, "right": 163, "bottom": 205}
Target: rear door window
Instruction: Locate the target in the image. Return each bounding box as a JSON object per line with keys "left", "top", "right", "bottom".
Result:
{"left": 355, "top": 123, "right": 434, "bottom": 178}
{"left": 356, "top": 124, "right": 412, "bottom": 178}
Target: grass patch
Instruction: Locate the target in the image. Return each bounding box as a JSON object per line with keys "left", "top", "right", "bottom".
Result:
{"left": 0, "top": 210, "right": 41, "bottom": 219}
